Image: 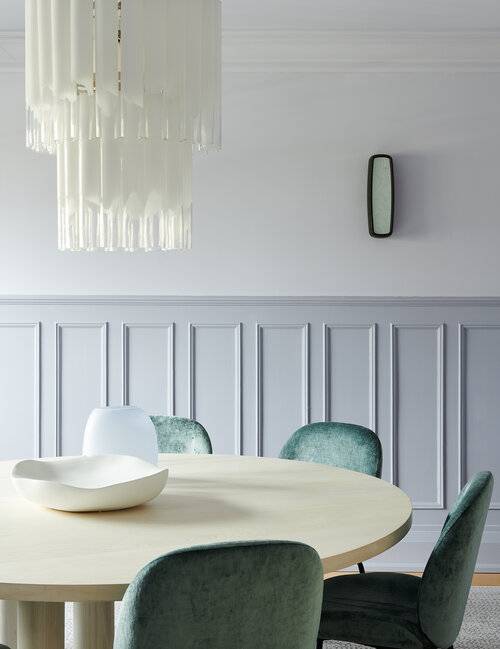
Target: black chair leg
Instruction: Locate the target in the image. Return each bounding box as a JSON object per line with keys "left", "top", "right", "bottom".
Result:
{"left": 357, "top": 562, "right": 365, "bottom": 574}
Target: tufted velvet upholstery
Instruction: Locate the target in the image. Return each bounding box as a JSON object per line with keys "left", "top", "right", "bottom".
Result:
{"left": 280, "top": 421, "right": 382, "bottom": 576}
{"left": 114, "top": 541, "right": 324, "bottom": 649}
{"left": 279, "top": 421, "right": 382, "bottom": 478}
{"left": 418, "top": 471, "right": 494, "bottom": 649}
{"left": 150, "top": 415, "right": 213, "bottom": 454}
{"left": 318, "top": 471, "right": 493, "bottom": 649}
{"left": 320, "top": 572, "right": 431, "bottom": 649}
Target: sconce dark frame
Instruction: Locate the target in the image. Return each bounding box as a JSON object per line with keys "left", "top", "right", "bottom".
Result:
{"left": 367, "top": 154, "right": 394, "bottom": 238}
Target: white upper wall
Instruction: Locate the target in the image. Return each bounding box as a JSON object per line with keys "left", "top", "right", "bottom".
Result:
{"left": 1, "top": 6, "right": 500, "bottom": 296}
{"left": 1, "top": 65, "right": 499, "bottom": 296}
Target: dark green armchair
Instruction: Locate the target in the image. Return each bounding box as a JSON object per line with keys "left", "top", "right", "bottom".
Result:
{"left": 150, "top": 415, "right": 213, "bottom": 454}
{"left": 317, "top": 470, "right": 494, "bottom": 649}
{"left": 280, "top": 421, "right": 382, "bottom": 573}
{"left": 114, "top": 541, "right": 324, "bottom": 649}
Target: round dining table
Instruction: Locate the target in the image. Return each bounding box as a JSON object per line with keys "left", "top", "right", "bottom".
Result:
{"left": 0, "top": 454, "right": 412, "bottom": 649}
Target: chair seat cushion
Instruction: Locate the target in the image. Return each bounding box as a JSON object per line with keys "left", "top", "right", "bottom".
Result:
{"left": 319, "top": 572, "right": 434, "bottom": 649}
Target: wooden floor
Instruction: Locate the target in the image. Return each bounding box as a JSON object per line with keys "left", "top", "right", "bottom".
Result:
{"left": 467, "top": 574, "right": 500, "bottom": 586}
{"left": 326, "top": 572, "right": 500, "bottom": 586}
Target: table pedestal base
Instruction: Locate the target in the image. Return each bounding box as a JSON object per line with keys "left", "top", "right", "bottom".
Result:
{"left": 0, "top": 600, "right": 17, "bottom": 649}
{"left": 17, "top": 602, "right": 64, "bottom": 649}
{"left": 73, "top": 602, "right": 114, "bottom": 649}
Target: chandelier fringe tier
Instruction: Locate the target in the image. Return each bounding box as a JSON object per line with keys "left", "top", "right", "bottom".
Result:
{"left": 25, "top": 0, "right": 222, "bottom": 251}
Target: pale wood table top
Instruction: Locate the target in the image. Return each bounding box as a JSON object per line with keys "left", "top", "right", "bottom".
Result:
{"left": 0, "top": 454, "right": 412, "bottom": 602}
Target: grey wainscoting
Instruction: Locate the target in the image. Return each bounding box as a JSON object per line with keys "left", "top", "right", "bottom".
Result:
{"left": 0, "top": 296, "right": 499, "bottom": 571}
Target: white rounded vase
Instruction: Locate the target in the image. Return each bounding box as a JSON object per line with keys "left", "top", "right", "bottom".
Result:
{"left": 83, "top": 406, "right": 158, "bottom": 465}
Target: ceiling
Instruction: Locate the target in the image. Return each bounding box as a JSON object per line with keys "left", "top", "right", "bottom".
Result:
{"left": 2, "top": 0, "right": 500, "bottom": 32}
{"left": 223, "top": 0, "right": 500, "bottom": 32}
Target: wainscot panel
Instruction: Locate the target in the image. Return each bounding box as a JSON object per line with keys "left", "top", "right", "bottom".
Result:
{"left": 0, "top": 296, "right": 498, "bottom": 571}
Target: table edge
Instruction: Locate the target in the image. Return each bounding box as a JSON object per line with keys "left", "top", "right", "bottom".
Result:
{"left": 0, "top": 455, "right": 413, "bottom": 602}
{"left": 0, "top": 512, "right": 413, "bottom": 602}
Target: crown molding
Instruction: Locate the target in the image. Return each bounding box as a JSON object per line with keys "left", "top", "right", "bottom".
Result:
{"left": 3, "top": 29, "right": 500, "bottom": 73}
{"left": 222, "top": 30, "right": 500, "bottom": 72}
{"left": 0, "top": 296, "right": 500, "bottom": 308}
{"left": 0, "top": 30, "right": 23, "bottom": 71}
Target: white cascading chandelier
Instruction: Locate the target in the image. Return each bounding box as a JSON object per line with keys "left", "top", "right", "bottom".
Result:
{"left": 25, "top": 0, "right": 221, "bottom": 251}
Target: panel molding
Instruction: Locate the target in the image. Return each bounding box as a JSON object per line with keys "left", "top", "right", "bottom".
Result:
{"left": 390, "top": 323, "right": 445, "bottom": 509}
{"left": 188, "top": 323, "right": 242, "bottom": 455}
{"left": 458, "top": 323, "right": 500, "bottom": 510}
{"left": 6, "top": 31, "right": 500, "bottom": 73}
{"left": 0, "top": 301, "right": 498, "bottom": 571}
{"left": 1, "top": 295, "right": 500, "bottom": 307}
{"left": 366, "top": 522, "right": 500, "bottom": 572}
{"left": 256, "top": 323, "right": 310, "bottom": 457}
{"left": 322, "top": 323, "right": 377, "bottom": 430}
{"left": 121, "top": 323, "right": 175, "bottom": 415}
{"left": 0, "top": 322, "right": 41, "bottom": 458}
{"left": 55, "top": 323, "right": 108, "bottom": 456}
{"left": 380, "top": 522, "right": 500, "bottom": 544}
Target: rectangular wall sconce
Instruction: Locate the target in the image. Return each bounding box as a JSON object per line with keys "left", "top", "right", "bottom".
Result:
{"left": 367, "top": 154, "right": 394, "bottom": 237}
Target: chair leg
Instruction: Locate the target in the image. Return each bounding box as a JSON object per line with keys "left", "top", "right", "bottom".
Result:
{"left": 357, "top": 562, "right": 365, "bottom": 574}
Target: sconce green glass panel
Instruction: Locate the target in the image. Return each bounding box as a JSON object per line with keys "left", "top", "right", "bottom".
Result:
{"left": 368, "top": 155, "right": 394, "bottom": 237}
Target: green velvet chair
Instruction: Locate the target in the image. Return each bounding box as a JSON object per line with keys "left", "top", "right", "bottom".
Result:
{"left": 114, "top": 541, "right": 324, "bottom": 649}
{"left": 280, "top": 421, "right": 382, "bottom": 573}
{"left": 150, "top": 415, "right": 213, "bottom": 454}
{"left": 317, "top": 470, "right": 494, "bottom": 649}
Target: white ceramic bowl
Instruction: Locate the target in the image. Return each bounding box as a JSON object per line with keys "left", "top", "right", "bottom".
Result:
{"left": 12, "top": 455, "right": 168, "bottom": 512}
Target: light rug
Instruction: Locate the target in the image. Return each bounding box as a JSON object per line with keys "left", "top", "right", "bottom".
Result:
{"left": 64, "top": 587, "right": 500, "bottom": 648}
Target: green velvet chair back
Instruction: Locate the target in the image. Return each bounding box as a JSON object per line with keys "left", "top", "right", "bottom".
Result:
{"left": 114, "top": 541, "right": 324, "bottom": 649}
{"left": 419, "top": 471, "right": 494, "bottom": 649}
{"left": 279, "top": 422, "right": 382, "bottom": 478}
{"left": 150, "top": 415, "right": 213, "bottom": 454}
